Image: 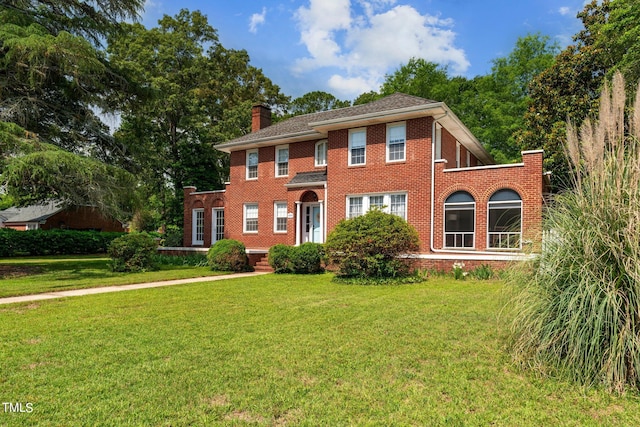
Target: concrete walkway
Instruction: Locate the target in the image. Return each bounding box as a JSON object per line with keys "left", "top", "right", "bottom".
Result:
{"left": 0, "top": 271, "right": 271, "bottom": 305}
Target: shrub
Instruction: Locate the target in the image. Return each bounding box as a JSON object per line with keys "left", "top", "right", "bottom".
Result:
{"left": 162, "top": 225, "right": 184, "bottom": 247}
{"left": 0, "top": 228, "right": 124, "bottom": 257}
{"left": 509, "top": 73, "right": 640, "bottom": 393}
{"left": 107, "top": 232, "right": 158, "bottom": 272}
{"left": 291, "top": 243, "right": 324, "bottom": 274}
{"left": 207, "top": 239, "right": 250, "bottom": 272}
{"left": 325, "top": 209, "right": 419, "bottom": 278}
{"left": 268, "top": 244, "right": 294, "bottom": 273}
{"left": 471, "top": 264, "right": 494, "bottom": 280}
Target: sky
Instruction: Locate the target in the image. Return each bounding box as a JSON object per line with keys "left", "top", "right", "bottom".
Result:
{"left": 140, "top": 0, "right": 590, "bottom": 101}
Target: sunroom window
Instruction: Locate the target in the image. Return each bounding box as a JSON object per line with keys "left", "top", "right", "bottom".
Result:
{"left": 444, "top": 191, "right": 475, "bottom": 248}
{"left": 488, "top": 189, "right": 522, "bottom": 249}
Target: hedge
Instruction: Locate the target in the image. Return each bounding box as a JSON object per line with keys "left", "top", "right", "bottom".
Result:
{"left": 0, "top": 228, "right": 125, "bottom": 257}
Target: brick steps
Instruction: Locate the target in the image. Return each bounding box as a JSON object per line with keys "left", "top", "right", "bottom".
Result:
{"left": 253, "top": 256, "right": 274, "bottom": 272}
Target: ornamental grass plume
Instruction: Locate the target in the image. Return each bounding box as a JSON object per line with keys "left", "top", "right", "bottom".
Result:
{"left": 509, "top": 72, "right": 640, "bottom": 393}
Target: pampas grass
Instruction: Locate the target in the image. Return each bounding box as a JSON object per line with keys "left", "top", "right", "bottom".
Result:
{"left": 508, "top": 72, "right": 640, "bottom": 393}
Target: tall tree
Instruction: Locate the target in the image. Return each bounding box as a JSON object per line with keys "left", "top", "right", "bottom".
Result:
{"left": 109, "top": 10, "right": 288, "bottom": 225}
{"left": 287, "top": 91, "right": 350, "bottom": 116}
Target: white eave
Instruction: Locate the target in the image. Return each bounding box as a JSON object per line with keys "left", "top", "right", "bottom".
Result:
{"left": 215, "top": 130, "right": 321, "bottom": 153}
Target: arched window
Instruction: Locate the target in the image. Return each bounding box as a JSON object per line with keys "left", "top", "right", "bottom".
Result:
{"left": 488, "top": 189, "right": 522, "bottom": 249}
{"left": 444, "top": 191, "right": 475, "bottom": 248}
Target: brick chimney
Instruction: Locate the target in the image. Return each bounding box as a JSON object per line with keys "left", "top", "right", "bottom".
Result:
{"left": 252, "top": 103, "right": 271, "bottom": 132}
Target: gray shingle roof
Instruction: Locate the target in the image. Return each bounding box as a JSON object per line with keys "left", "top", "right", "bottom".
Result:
{"left": 0, "top": 202, "right": 63, "bottom": 224}
{"left": 217, "top": 93, "right": 438, "bottom": 149}
{"left": 286, "top": 170, "right": 327, "bottom": 187}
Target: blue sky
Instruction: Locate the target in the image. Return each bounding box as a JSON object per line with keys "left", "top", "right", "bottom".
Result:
{"left": 140, "top": 0, "right": 589, "bottom": 100}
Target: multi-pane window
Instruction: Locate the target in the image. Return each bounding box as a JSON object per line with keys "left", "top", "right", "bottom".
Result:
{"left": 369, "top": 195, "right": 385, "bottom": 210}
{"left": 246, "top": 150, "right": 258, "bottom": 180}
{"left": 346, "top": 193, "right": 407, "bottom": 219}
{"left": 390, "top": 194, "right": 406, "bottom": 219}
{"left": 315, "top": 140, "right": 327, "bottom": 167}
{"left": 244, "top": 204, "right": 258, "bottom": 233}
{"left": 349, "top": 129, "right": 366, "bottom": 165}
{"left": 212, "top": 208, "right": 224, "bottom": 243}
{"left": 348, "top": 197, "right": 364, "bottom": 218}
{"left": 274, "top": 202, "right": 288, "bottom": 232}
{"left": 488, "top": 189, "right": 522, "bottom": 250}
{"left": 192, "top": 208, "right": 204, "bottom": 245}
{"left": 444, "top": 191, "right": 475, "bottom": 248}
{"left": 387, "top": 123, "right": 406, "bottom": 162}
{"left": 276, "top": 146, "right": 289, "bottom": 177}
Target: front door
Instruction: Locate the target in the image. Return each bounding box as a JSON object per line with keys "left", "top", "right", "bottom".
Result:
{"left": 303, "top": 203, "right": 323, "bottom": 243}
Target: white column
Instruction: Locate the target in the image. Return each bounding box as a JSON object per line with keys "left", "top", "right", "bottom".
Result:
{"left": 295, "top": 201, "right": 301, "bottom": 246}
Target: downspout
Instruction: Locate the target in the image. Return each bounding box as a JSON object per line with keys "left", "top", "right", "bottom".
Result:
{"left": 429, "top": 114, "right": 518, "bottom": 256}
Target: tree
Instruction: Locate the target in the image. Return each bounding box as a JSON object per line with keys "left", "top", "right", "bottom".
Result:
{"left": 108, "top": 10, "right": 289, "bottom": 225}
{"left": 287, "top": 91, "right": 350, "bottom": 116}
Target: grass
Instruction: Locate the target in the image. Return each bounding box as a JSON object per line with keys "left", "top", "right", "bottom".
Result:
{"left": 0, "top": 256, "right": 224, "bottom": 298}
{"left": 1, "top": 274, "right": 640, "bottom": 425}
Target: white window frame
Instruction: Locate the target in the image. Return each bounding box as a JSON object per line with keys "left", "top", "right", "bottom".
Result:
{"left": 275, "top": 145, "right": 289, "bottom": 177}
{"left": 273, "top": 202, "right": 288, "bottom": 233}
{"left": 243, "top": 203, "right": 258, "bottom": 233}
{"left": 487, "top": 191, "right": 523, "bottom": 251}
{"left": 246, "top": 149, "right": 258, "bottom": 180}
{"left": 315, "top": 140, "right": 327, "bottom": 167}
{"left": 444, "top": 193, "right": 475, "bottom": 249}
{"left": 192, "top": 208, "right": 204, "bottom": 245}
{"left": 345, "top": 192, "right": 408, "bottom": 220}
{"left": 348, "top": 128, "right": 366, "bottom": 166}
{"left": 212, "top": 208, "right": 224, "bottom": 243}
{"left": 386, "top": 122, "right": 406, "bottom": 162}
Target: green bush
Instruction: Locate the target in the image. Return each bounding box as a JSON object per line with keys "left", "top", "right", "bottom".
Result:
{"left": 325, "top": 209, "right": 419, "bottom": 278}
{"left": 107, "top": 232, "right": 158, "bottom": 272}
{"left": 207, "top": 239, "right": 250, "bottom": 272}
{"left": 269, "top": 243, "right": 324, "bottom": 274}
{"left": 0, "top": 228, "right": 124, "bottom": 257}
{"left": 471, "top": 264, "right": 494, "bottom": 280}
{"left": 268, "top": 244, "right": 294, "bottom": 273}
{"left": 162, "top": 225, "right": 184, "bottom": 247}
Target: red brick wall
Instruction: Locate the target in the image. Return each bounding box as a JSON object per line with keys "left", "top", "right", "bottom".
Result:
{"left": 40, "top": 207, "right": 124, "bottom": 232}
{"left": 433, "top": 151, "right": 543, "bottom": 251}
{"left": 182, "top": 187, "right": 225, "bottom": 247}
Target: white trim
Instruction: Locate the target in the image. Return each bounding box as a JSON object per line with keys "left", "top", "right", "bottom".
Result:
{"left": 246, "top": 149, "right": 258, "bottom": 180}
{"left": 404, "top": 253, "right": 537, "bottom": 261}
{"left": 285, "top": 181, "right": 327, "bottom": 189}
{"left": 315, "top": 139, "right": 327, "bottom": 167}
{"left": 386, "top": 122, "right": 406, "bottom": 163}
{"left": 443, "top": 162, "right": 525, "bottom": 172}
{"left": 191, "top": 208, "right": 204, "bottom": 245}
{"left": 295, "top": 201, "right": 302, "bottom": 246}
{"left": 275, "top": 145, "right": 289, "bottom": 177}
{"left": 273, "top": 201, "right": 288, "bottom": 233}
{"left": 443, "top": 197, "right": 475, "bottom": 250}
{"left": 466, "top": 150, "right": 471, "bottom": 167}
{"left": 435, "top": 123, "right": 442, "bottom": 160}
{"left": 521, "top": 149, "right": 544, "bottom": 155}
{"left": 158, "top": 247, "right": 209, "bottom": 253}
{"left": 348, "top": 128, "right": 366, "bottom": 166}
{"left": 190, "top": 190, "right": 226, "bottom": 195}
{"left": 345, "top": 192, "right": 408, "bottom": 220}
{"left": 243, "top": 203, "right": 259, "bottom": 233}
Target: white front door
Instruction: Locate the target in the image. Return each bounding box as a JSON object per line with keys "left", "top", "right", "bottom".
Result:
{"left": 302, "top": 203, "right": 323, "bottom": 243}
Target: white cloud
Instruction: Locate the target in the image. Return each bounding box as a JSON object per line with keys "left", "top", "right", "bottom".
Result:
{"left": 558, "top": 6, "right": 571, "bottom": 16}
{"left": 293, "top": 0, "right": 469, "bottom": 98}
{"left": 249, "top": 7, "right": 267, "bottom": 34}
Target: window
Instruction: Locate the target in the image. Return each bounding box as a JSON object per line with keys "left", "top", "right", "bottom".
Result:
{"left": 346, "top": 193, "right": 408, "bottom": 219}
{"left": 349, "top": 129, "right": 366, "bottom": 166}
{"left": 390, "top": 194, "right": 406, "bottom": 220}
{"left": 244, "top": 204, "right": 258, "bottom": 233}
{"left": 246, "top": 150, "right": 258, "bottom": 180}
{"left": 275, "top": 145, "right": 289, "bottom": 177}
{"left": 488, "top": 189, "right": 522, "bottom": 249}
{"left": 192, "top": 208, "right": 204, "bottom": 245}
{"left": 387, "top": 123, "right": 406, "bottom": 162}
{"left": 315, "top": 140, "right": 327, "bottom": 167}
{"left": 212, "top": 208, "right": 224, "bottom": 243}
{"left": 348, "top": 197, "right": 364, "bottom": 218}
{"left": 444, "top": 191, "right": 475, "bottom": 248}
{"left": 274, "top": 202, "right": 288, "bottom": 233}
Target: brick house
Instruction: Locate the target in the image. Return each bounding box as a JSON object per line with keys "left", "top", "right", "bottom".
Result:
{"left": 182, "top": 93, "right": 546, "bottom": 269}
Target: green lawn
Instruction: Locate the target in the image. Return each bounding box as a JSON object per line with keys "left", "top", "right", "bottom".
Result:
{"left": 0, "top": 256, "right": 223, "bottom": 298}
{"left": 1, "top": 274, "right": 639, "bottom": 426}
